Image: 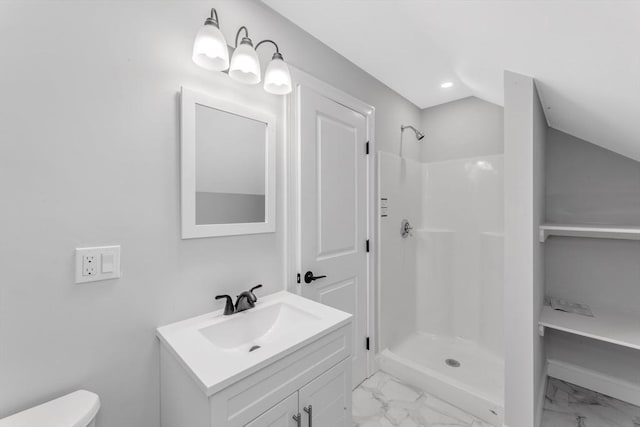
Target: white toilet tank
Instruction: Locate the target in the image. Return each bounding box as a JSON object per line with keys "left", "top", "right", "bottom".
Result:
{"left": 0, "top": 390, "right": 100, "bottom": 427}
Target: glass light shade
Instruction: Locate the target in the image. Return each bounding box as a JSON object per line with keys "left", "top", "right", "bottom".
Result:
{"left": 229, "top": 42, "right": 261, "bottom": 84}
{"left": 263, "top": 57, "right": 292, "bottom": 95}
{"left": 192, "top": 24, "right": 229, "bottom": 71}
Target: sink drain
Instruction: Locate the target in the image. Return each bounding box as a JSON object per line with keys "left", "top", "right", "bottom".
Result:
{"left": 249, "top": 345, "right": 261, "bottom": 352}
{"left": 445, "top": 358, "right": 461, "bottom": 368}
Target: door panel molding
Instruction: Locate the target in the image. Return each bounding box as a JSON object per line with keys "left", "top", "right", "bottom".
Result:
{"left": 316, "top": 111, "right": 358, "bottom": 258}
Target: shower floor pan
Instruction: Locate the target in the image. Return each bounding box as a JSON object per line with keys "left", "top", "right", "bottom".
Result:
{"left": 378, "top": 332, "right": 504, "bottom": 426}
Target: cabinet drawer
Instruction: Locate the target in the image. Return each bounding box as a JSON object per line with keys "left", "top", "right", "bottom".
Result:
{"left": 210, "top": 324, "right": 352, "bottom": 426}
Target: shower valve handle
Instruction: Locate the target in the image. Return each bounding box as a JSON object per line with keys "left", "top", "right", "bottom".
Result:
{"left": 304, "top": 271, "right": 326, "bottom": 284}
{"left": 401, "top": 219, "right": 413, "bottom": 238}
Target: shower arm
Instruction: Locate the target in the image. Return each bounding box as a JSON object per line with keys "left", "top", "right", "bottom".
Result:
{"left": 401, "top": 125, "right": 425, "bottom": 139}
{"left": 399, "top": 124, "right": 425, "bottom": 156}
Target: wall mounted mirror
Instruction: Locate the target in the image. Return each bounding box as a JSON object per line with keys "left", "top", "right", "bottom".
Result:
{"left": 180, "top": 87, "right": 276, "bottom": 238}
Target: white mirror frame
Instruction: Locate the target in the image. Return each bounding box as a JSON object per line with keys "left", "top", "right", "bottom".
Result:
{"left": 180, "top": 87, "right": 276, "bottom": 238}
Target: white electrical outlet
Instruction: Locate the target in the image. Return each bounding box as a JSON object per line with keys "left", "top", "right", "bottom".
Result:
{"left": 82, "top": 254, "right": 98, "bottom": 276}
{"left": 75, "top": 246, "right": 121, "bottom": 284}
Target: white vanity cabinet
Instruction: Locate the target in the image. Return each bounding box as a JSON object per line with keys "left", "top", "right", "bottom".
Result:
{"left": 246, "top": 360, "right": 350, "bottom": 427}
{"left": 245, "top": 392, "right": 298, "bottom": 427}
{"left": 157, "top": 292, "right": 353, "bottom": 427}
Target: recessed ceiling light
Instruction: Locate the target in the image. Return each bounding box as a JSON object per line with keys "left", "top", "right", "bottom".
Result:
{"left": 441, "top": 81, "right": 454, "bottom": 89}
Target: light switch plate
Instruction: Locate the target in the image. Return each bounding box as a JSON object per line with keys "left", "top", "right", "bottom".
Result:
{"left": 75, "top": 246, "right": 121, "bottom": 284}
{"left": 101, "top": 253, "right": 115, "bottom": 273}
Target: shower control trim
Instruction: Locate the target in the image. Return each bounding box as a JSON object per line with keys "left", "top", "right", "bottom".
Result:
{"left": 401, "top": 219, "right": 413, "bottom": 238}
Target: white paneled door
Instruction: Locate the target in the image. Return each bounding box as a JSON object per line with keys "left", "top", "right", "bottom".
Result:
{"left": 298, "top": 85, "right": 369, "bottom": 387}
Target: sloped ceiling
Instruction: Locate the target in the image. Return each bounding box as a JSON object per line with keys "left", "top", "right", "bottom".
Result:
{"left": 263, "top": 0, "right": 640, "bottom": 161}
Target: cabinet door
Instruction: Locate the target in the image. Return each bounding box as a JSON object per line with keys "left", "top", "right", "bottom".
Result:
{"left": 245, "top": 392, "right": 299, "bottom": 427}
{"left": 299, "top": 359, "right": 351, "bottom": 427}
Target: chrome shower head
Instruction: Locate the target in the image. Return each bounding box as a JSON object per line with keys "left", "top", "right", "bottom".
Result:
{"left": 401, "top": 125, "right": 425, "bottom": 141}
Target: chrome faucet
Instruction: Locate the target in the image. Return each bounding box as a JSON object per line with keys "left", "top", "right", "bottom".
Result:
{"left": 215, "top": 284, "right": 263, "bottom": 315}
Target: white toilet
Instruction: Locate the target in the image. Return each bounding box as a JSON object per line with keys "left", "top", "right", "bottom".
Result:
{"left": 0, "top": 390, "right": 100, "bottom": 427}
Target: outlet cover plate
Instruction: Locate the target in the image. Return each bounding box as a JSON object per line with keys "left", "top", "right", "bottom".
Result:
{"left": 75, "top": 246, "right": 121, "bottom": 283}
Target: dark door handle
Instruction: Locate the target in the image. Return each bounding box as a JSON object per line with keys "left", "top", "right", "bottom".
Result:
{"left": 304, "top": 271, "right": 326, "bottom": 284}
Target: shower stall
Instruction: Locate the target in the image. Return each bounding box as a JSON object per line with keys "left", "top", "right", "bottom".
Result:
{"left": 377, "top": 152, "right": 504, "bottom": 426}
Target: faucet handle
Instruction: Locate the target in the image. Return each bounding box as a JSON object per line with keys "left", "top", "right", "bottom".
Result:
{"left": 249, "top": 284, "right": 263, "bottom": 303}
{"left": 215, "top": 295, "right": 235, "bottom": 315}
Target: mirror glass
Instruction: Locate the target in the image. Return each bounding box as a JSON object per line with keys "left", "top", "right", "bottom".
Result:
{"left": 194, "top": 104, "right": 267, "bottom": 225}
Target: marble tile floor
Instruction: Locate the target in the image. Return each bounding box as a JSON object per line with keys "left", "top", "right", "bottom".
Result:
{"left": 352, "top": 371, "right": 640, "bottom": 427}
{"left": 352, "top": 370, "right": 493, "bottom": 427}
{"left": 542, "top": 377, "right": 640, "bottom": 427}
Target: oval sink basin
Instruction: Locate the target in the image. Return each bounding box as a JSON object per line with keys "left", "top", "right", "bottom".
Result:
{"left": 198, "top": 302, "right": 320, "bottom": 351}
{"left": 156, "top": 291, "right": 352, "bottom": 396}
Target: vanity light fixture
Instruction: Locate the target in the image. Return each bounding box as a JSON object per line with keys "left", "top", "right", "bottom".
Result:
{"left": 256, "top": 40, "right": 292, "bottom": 95}
{"left": 192, "top": 8, "right": 229, "bottom": 71}
{"left": 192, "top": 8, "right": 292, "bottom": 95}
{"left": 229, "top": 26, "right": 261, "bottom": 84}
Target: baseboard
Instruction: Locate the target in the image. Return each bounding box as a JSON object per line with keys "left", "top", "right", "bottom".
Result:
{"left": 534, "top": 365, "right": 548, "bottom": 427}
{"left": 547, "top": 358, "right": 640, "bottom": 407}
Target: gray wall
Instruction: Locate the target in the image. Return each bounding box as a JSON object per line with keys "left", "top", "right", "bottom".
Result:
{"left": 0, "top": 1, "right": 420, "bottom": 425}
{"left": 545, "top": 128, "right": 640, "bottom": 314}
{"left": 420, "top": 96, "right": 504, "bottom": 162}
{"left": 503, "top": 71, "right": 546, "bottom": 427}
{"left": 546, "top": 128, "right": 640, "bottom": 226}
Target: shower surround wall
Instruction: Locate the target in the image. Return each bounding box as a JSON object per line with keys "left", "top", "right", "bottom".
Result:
{"left": 378, "top": 155, "right": 423, "bottom": 351}
{"left": 377, "top": 97, "right": 505, "bottom": 425}
{"left": 378, "top": 152, "right": 504, "bottom": 425}
{"left": 418, "top": 155, "right": 504, "bottom": 354}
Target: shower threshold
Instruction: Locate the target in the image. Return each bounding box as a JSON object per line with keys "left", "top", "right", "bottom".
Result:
{"left": 378, "top": 332, "right": 504, "bottom": 426}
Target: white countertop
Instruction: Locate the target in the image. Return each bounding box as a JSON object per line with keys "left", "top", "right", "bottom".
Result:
{"left": 156, "top": 291, "right": 352, "bottom": 396}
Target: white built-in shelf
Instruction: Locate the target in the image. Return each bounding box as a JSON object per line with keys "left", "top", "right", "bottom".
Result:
{"left": 539, "top": 305, "right": 640, "bottom": 351}
{"left": 539, "top": 224, "right": 640, "bottom": 243}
